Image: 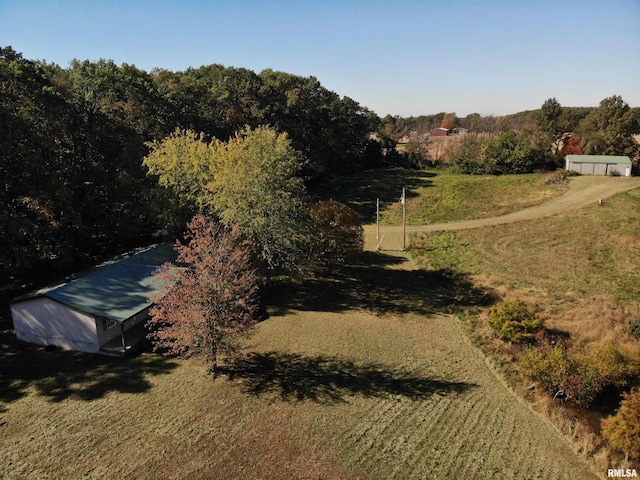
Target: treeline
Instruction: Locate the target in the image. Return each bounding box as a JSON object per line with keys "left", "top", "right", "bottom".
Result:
{"left": 380, "top": 105, "right": 635, "bottom": 139}
{"left": 0, "top": 46, "right": 379, "bottom": 280}
{"left": 382, "top": 97, "right": 640, "bottom": 175}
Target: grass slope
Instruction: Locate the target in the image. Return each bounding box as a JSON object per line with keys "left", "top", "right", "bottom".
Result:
{"left": 411, "top": 187, "right": 640, "bottom": 350}
{"left": 0, "top": 252, "right": 600, "bottom": 479}
{"left": 321, "top": 168, "right": 569, "bottom": 225}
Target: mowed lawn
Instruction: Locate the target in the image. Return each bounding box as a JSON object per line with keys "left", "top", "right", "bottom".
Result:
{"left": 0, "top": 252, "right": 600, "bottom": 479}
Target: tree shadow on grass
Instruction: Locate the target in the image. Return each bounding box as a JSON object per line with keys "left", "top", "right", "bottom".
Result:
{"left": 0, "top": 322, "right": 177, "bottom": 411}
{"left": 316, "top": 169, "right": 436, "bottom": 222}
{"left": 221, "top": 351, "right": 477, "bottom": 403}
{"left": 268, "top": 251, "right": 495, "bottom": 317}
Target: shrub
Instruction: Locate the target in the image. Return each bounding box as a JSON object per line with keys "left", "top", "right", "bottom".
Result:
{"left": 601, "top": 388, "right": 640, "bottom": 460}
{"left": 521, "top": 344, "right": 571, "bottom": 394}
{"left": 520, "top": 343, "right": 639, "bottom": 407}
{"left": 627, "top": 317, "right": 640, "bottom": 339}
{"left": 488, "top": 299, "right": 543, "bottom": 343}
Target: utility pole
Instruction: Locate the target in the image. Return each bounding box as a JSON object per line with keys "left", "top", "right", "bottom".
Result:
{"left": 376, "top": 198, "right": 380, "bottom": 250}
{"left": 402, "top": 187, "right": 406, "bottom": 250}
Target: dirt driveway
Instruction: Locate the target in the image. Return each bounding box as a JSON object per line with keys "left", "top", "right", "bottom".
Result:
{"left": 365, "top": 176, "right": 640, "bottom": 250}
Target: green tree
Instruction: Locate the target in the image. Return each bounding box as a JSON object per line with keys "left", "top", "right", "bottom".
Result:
{"left": 144, "top": 126, "right": 312, "bottom": 278}
{"left": 579, "top": 95, "right": 640, "bottom": 159}
{"left": 488, "top": 298, "right": 543, "bottom": 343}
{"left": 212, "top": 126, "right": 312, "bottom": 278}
{"left": 537, "top": 97, "right": 563, "bottom": 154}
{"left": 147, "top": 214, "right": 259, "bottom": 377}
{"left": 0, "top": 47, "right": 77, "bottom": 273}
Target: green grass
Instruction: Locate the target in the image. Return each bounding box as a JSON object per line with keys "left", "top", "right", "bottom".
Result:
{"left": 411, "top": 188, "right": 640, "bottom": 304}
{"left": 383, "top": 171, "right": 569, "bottom": 225}
{"left": 320, "top": 168, "right": 569, "bottom": 225}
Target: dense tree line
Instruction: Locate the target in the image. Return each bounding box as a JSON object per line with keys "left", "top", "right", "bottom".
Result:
{"left": 0, "top": 46, "right": 378, "bottom": 280}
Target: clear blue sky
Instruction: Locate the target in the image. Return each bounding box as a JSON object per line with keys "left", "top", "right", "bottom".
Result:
{"left": 1, "top": 0, "right": 639, "bottom": 117}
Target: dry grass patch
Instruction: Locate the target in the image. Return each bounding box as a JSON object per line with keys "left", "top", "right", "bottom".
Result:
{"left": 0, "top": 252, "right": 601, "bottom": 479}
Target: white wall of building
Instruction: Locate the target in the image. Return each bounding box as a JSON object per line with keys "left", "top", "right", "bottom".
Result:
{"left": 10, "top": 298, "right": 100, "bottom": 353}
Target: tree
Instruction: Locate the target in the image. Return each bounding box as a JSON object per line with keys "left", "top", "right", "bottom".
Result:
{"left": 488, "top": 299, "right": 543, "bottom": 343}
{"left": 560, "top": 134, "right": 585, "bottom": 156}
{"left": 441, "top": 113, "right": 457, "bottom": 130}
{"left": 601, "top": 388, "right": 640, "bottom": 460}
{"left": 146, "top": 214, "right": 259, "bottom": 377}
{"left": 211, "top": 126, "right": 312, "bottom": 278}
{"left": 144, "top": 128, "right": 214, "bottom": 211}
{"left": 579, "top": 95, "right": 640, "bottom": 160}
{"left": 537, "top": 98, "right": 563, "bottom": 155}
{"left": 309, "top": 200, "right": 364, "bottom": 271}
{"left": 144, "top": 126, "right": 313, "bottom": 278}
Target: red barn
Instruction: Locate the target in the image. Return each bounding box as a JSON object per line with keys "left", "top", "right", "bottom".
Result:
{"left": 430, "top": 128, "right": 450, "bottom": 136}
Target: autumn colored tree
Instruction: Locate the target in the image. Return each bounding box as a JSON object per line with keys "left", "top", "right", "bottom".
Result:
{"left": 601, "top": 388, "right": 640, "bottom": 460}
{"left": 560, "top": 134, "right": 586, "bottom": 156}
{"left": 144, "top": 128, "right": 214, "bottom": 210}
{"left": 146, "top": 214, "right": 259, "bottom": 377}
{"left": 309, "top": 200, "right": 364, "bottom": 271}
{"left": 440, "top": 114, "right": 456, "bottom": 130}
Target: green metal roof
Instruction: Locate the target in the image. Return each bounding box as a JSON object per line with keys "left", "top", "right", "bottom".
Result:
{"left": 565, "top": 155, "right": 631, "bottom": 164}
{"left": 13, "top": 243, "right": 178, "bottom": 322}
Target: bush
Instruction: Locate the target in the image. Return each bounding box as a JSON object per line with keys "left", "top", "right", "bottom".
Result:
{"left": 521, "top": 344, "right": 571, "bottom": 391}
{"left": 601, "top": 388, "right": 640, "bottom": 460}
{"left": 488, "top": 299, "right": 543, "bottom": 343}
{"left": 520, "top": 343, "right": 640, "bottom": 407}
{"left": 627, "top": 317, "right": 640, "bottom": 338}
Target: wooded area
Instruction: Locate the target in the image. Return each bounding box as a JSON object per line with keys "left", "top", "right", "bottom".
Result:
{"left": 0, "top": 46, "right": 380, "bottom": 284}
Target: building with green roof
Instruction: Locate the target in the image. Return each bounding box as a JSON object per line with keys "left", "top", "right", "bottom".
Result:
{"left": 10, "top": 243, "right": 178, "bottom": 356}
{"left": 565, "top": 155, "right": 632, "bottom": 176}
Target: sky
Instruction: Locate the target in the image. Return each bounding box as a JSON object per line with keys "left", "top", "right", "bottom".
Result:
{"left": 1, "top": 0, "right": 639, "bottom": 117}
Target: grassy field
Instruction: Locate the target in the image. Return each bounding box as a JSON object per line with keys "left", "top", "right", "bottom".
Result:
{"left": 0, "top": 251, "right": 601, "bottom": 479}
{"left": 410, "top": 186, "right": 640, "bottom": 351}
{"left": 4, "top": 170, "right": 635, "bottom": 479}
{"left": 321, "top": 168, "right": 569, "bottom": 225}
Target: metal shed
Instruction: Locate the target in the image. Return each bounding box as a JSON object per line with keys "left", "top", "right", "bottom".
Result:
{"left": 565, "top": 155, "right": 632, "bottom": 176}
{"left": 10, "top": 243, "right": 177, "bottom": 356}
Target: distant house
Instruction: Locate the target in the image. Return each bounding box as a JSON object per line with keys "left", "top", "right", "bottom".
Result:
{"left": 451, "top": 128, "right": 468, "bottom": 135}
{"left": 430, "top": 128, "right": 450, "bottom": 137}
{"left": 10, "top": 243, "right": 177, "bottom": 356}
{"left": 565, "top": 155, "right": 632, "bottom": 176}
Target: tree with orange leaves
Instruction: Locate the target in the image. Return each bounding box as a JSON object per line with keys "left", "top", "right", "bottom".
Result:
{"left": 146, "top": 214, "right": 259, "bottom": 377}
{"left": 601, "top": 388, "right": 640, "bottom": 461}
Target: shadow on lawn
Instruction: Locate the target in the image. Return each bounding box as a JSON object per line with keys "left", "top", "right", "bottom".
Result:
{"left": 316, "top": 169, "right": 436, "bottom": 223}
{"left": 268, "top": 251, "right": 494, "bottom": 317}
{"left": 221, "top": 351, "right": 476, "bottom": 403}
{"left": 0, "top": 323, "right": 177, "bottom": 411}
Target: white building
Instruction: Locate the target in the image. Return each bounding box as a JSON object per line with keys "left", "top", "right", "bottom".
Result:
{"left": 10, "top": 243, "right": 177, "bottom": 356}
{"left": 565, "top": 155, "right": 632, "bottom": 176}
